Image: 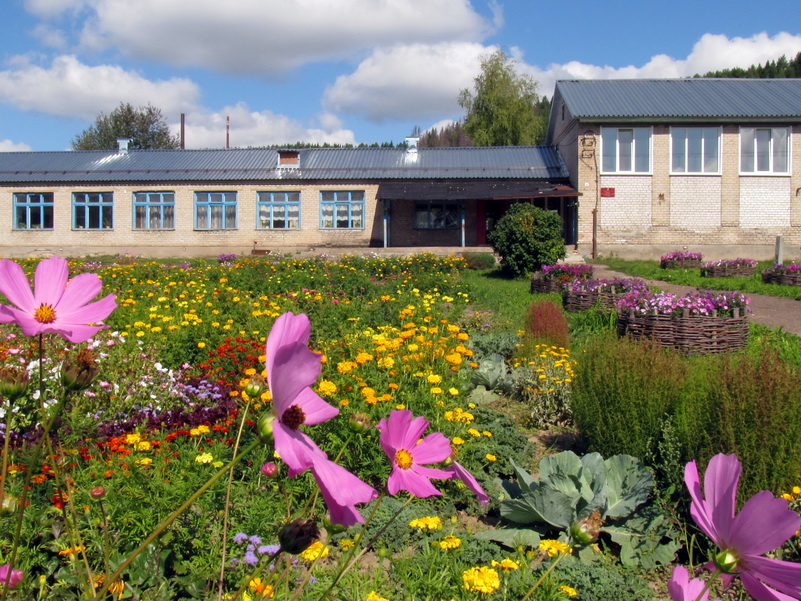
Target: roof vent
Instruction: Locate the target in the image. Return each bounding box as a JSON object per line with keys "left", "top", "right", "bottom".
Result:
{"left": 117, "top": 138, "right": 131, "bottom": 155}
{"left": 278, "top": 149, "right": 300, "bottom": 168}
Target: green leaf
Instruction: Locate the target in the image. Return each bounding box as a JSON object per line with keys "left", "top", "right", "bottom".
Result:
{"left": 467, "top": 385, "right": 500, "bottom": 405}
{"left": 501, "top": 488, "right": 574, "bottom": 529}
{"left": 473, "top": 528, "right": 542, "bottom": 550}
{"left": 603, "top": 454, "right": 653, "bottom": 518}
{"left": 538, "top": 451, "right": 587, "bottom": 502}
{"left": 604, "top": 510, "right": 679, "bottom": 568}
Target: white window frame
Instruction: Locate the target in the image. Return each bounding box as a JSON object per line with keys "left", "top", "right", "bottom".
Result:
{"left": 670, "top": 127, "right": 721, "bottom": 175}
{"left": 740, "top": 127, "right": 790, "bottom": 175}
{"left": 600, "top": 127, "right": 652, "bottom": 174}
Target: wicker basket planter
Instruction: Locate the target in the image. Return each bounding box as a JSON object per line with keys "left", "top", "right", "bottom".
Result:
{"left": 530, "top": 264, "right": 595, "bottom": 294}
{"left": 530, "top": 274, "right": 568, "bottom": 294}
{"left": 618, "top": 308, "right": 749, "bottom": 355}
{"left": 660, "top": 257, "right": 703, "bottom": 269}
{"left": 762, "top": 271, "right": 801, "bottom": 286}
{"left": 701, "top": 264, "right": 756, "bottom": 278}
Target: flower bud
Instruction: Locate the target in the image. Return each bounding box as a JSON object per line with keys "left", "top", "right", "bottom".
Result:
{"left": 569, "top": 511, "right": 603, "bottom": 545}
{"left": 261, "top": 462, "right": 279, "bottom": 478}
{"left": 278, "top": 519, "right": 320, "bottom": 555}
{"left": 347, "top": 412, "right": 372, "bottom": 433}
{"left": 61, "top": 349, "right": 100, "bottom": 391}
{"left": 0, "top": 494, "right": 18, "bottom": 516}
{"left": 0, "top": 367, "right": 29, "bottom": 401}
{"left": 90, "top": 486, "right": 106, "bottom": 500}
{"left": 256, "top": 413, "right": 275, "bottom": 442}
{"left": 244, "top": 375, "right": 266, "bottom": 399}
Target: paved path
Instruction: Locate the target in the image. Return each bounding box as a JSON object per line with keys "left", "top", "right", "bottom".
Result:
{"left": 592, "top": 264, "right": 801, "bottom": 337}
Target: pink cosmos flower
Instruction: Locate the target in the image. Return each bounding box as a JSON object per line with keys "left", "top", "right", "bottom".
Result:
{"left": 685, "top": 453, "right": 801, "bottom": 601}
{"left": 667, "top": 566, "right": 718, "bottom": 601}
{"left": 265, "top": 312, "right": 339, "bottom": 476}
{"left": 265, "top": 312, "right": 376, "bottom": 525}
{"left": 377, "top": 409, "right": 453, "bottom": 498}
{"left": 0, "top": 256, "right": 116, "bottom": 343}
{"left": 0, "top": 564, "right": 23, "bottom": 589}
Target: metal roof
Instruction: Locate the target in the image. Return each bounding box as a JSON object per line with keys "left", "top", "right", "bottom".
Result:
{"left": 0, "top": 145, "right": 569, "bottom": 184}
{"left": 556, "top": 78, "right": 801, "bottom": 121}
{"left": 377, "top": 180, "right": 577, "bottom": 201}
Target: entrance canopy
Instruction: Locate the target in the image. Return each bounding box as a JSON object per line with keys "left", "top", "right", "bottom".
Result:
{"left": 377, "top": 180, "right": 577, "bottom": 201}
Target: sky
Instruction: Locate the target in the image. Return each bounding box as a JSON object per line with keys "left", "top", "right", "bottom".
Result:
{"left": 1, "top": 0, "right": 801, "bottom": 152}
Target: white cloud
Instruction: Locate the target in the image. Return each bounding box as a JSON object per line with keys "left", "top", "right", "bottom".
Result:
{"left": 24, "top": 0, "right": 87, "bottom": 19}
{"left": 520, "top": 31, "right": 801, "bottom": 97}
{"left": 0, "top": 139, "right": 32, "bottom": 152}
{"left": 0, "top": 55, "right": 199, "bottom": 120}
{"left": 79, "top": 0, "right": 492, "bottom": 75}
{"left": 323, "top": 42, "right": 494, "bottom": 122}
{"left": 181, "top": 103, "right": 356, "bottom": 149}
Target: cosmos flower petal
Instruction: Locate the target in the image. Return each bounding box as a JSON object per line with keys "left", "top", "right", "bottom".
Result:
{"left": 741, "top": 556, "right": 801, "bottom": 599}
{"left": 0, "top": 260, "right": 37, "bottom": 312}
{"left": 685, "top": 460, "right": 722, "bottom": 543}
{"left": 409, "top": 432, "right": 451, "bottom": 465}
{"left": 667, "top": 566, "right": 714, "bottom": 601}
{"left": 33, "top": 256, "right": 69, "bottom": 306}
{"left": 388, "top": 465, "right": 443, "bottom": 498}
{"left": 728, "top": 490, "right": 800, "bottom": 556}
{"left": 443, "top": 461, "right": 490, "bottom": 506}
{"left": 310, "top": 458, "right": 377, "bottom": 527}
{"left": 742, "top": 572, "right": 801, "bottom": 601}
{"left": 702, "top": 453, "right": 741, "bottom": 544}
{"left": 270, "top": 341, "right": 322, "bottom": 411}
{"left": 289, "top": 387, "right": 339, "bottom": 426}
{"left": 55, "top": 294, "right": 118, "bottom": 327}
{"left": 273, "top": 423, "right": 325, "bottom": 477}
{"left": 265, "top": 313, "right": 311, "bottom": 383}
{"left": 53, "top": 273, "right": 103, "bottom": 312}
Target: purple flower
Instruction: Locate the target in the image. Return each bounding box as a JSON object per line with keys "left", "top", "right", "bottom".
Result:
{"left": 667, "top": 566, "right": 718, "bottom": 601}
{"left": 442, "top": 460, "right": 489, "bottom": 506}
{"left": 685, "top": 453, "right": 801, "bottom": 600}
{"left": 377, "top": 409, "right": 452, "bottom": 498}
{"left": 232, "top": 532, "right": 248, "bottom": 544}
{"left": 243, "top": 551, "right": 258, "bottom": 566}
{"left": 0, "top": 564, "right": 22, "bottom": 589}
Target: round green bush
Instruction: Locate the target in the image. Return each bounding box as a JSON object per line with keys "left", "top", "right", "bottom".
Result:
{"left": 487, "top": 203, "right": 565, "bottom": 278}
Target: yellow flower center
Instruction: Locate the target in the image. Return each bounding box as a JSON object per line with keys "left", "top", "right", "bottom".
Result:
{"left": 281, "top": 405, "right": 306, "bottom": 430}
{"left": 34, "top": 303, "right": 56, "bottom": 324}
{"left": 395, "top": 449, "right": 413, "bottom": 469}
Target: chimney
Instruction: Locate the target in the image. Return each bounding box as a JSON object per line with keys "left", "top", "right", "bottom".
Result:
{"left": 117, "top": 138, "right": 131, "bottom": 155}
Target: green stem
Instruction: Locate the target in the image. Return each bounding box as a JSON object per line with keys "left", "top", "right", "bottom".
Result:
{"left": 520, "top": 551, "right": 568, "bottom": 601}
{"left": 0, "top": 395, "right": 12, "bottom": 510}
{"left": 92, "top": 438, "right": 262, "bottom": 601}
{"left": 693, "top": 567, "right": 721, "bottom": 601}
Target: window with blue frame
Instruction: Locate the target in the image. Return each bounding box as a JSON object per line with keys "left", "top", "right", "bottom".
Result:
{"left": 320, "top": 190, "right": 364, "bottom": 229}
{"left": 73, "top": 192, "right": 113, "bottom": 229}
{"left": 257, "top": 192, "right": 300, "bottom": 229}
{"left": 133, "top": 192, "right": 175, "bottom": 230}
{"left": 195, "top": 192, "right": 237, "bottom": 230}
{"left": 13, "top": 192, "right": 54, "bottom": 230}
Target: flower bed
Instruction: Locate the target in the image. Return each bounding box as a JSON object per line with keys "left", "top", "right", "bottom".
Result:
{"left": 530, "top": 263, "right": 594, "bottom": 294}
{"left": 616, "top": 289, "right": 750, "bottom": 355}
{"left": 700, "top": 258, "right": 757, "bottom": 278}
{"left": 762, "top": 262, "right": 801, "bottom": 286}
{"left": 561, "top": 278, "right": 648, "bottom": 312}
{"left": 660, "top": 250, "right": 703, "bottom": 269}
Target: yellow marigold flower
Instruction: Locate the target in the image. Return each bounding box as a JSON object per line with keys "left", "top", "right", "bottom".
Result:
{"left": 485, "top": 454, "right": 497, "bottom": 462}
{"left": 195, "top": 453, "right": 214, "bottom": 464}
{"left": 377, "top": 357, "right": 395, "bottom": 369}
{"left": 793, "top": 486, "right": 801, "bottom": 495}
{"left": 339, "top": 539, "right": 356, "bottom": 550}
{"left": 539, "top": 539, "right": 572, "bottom": 557}
{"left": 135, "top": 457, "right": 153, "bottom": 466}
{"left": 197, "top": 342, "right": 206, "bottom": 349}
{"left": 462, "top": 566, "right": 500, "bottom": 594}
{"left": 212, "top": 461, "right": 224, "bottom": 468}
{"left": 125, "top": 433, "right": 141, "bottom": 445}
{"left": 59, "top": 545, "right": 86, "bottom": 557}
{"left": 782, "top": 493, "right": 794, "bottom": 501}
{"left": 467, "top": 428, "right": 481, "bottom": 437}
{"left": 482, "top": 431, "right": 492, "bottom": 437}
{"left": 452, "top": 437, "right": 465, "bottom": 445}
{"left": 445, "top": 353, "right": 463, "bottom": 366}
{"left": 430, "top": 387, "right": 443, "bottom": 395}
{"left": 355, "top": 352, "right": 374, "bottom": 364}
{"left": 560, "top": 585, "right": 578, "bottom": 597}
{"left": 427, "top": 374, "right": 442, "bottom": 384}
{"left": 317, "top": 380, "right": 337, "bottom": 396}
{"left": 361, "top": 387, "right": 376, "bottom": 397}
{"left": 337, "top": 361, "right": 357, "bottom": 374}
{"left": 364, "top": 592, "right": 389, "bottom": 601}
{"left": 249, "top": 578, "right": 274, "bottom": 597}
{"left": 300, "top": 541, "right": 329, "bottom": 561}
{"left": 438, "top": 535, "right": 462, "bottom": 550}
{"left": 491, "top": 558, "right": 521, "bottom": 571}
{"left": 136, "top": 440, "right": 151, "bottom": 451}
{"left": 409, "top": 516, "right": 442, "bottom": 530}
{"left": 196, "top": 425, "right": 210, "bottom": 434}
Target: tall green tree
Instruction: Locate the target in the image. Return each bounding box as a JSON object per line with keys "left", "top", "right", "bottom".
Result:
{"left": 72, "top": 103, "right": 180, "bottom": 150}
{"left": 700, "top": 51, "right": 801, "bottom": 78}
{"left": 458, "top": 50, "right": 549, "bottom": 146}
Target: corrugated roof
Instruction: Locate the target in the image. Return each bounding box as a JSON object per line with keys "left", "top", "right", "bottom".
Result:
{"left": 556, "top": 78, "right": 801, "bottom": 121}
{"left": 0, "top": 145, "right": 569, "bottom": 184}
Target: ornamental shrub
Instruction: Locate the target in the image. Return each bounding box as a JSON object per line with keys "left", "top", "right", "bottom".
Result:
{"left": 526, "top": 298, "right": 569, "bottom": 349}
{"left": 487, "top": 203, "right": 565, "bottom": 278}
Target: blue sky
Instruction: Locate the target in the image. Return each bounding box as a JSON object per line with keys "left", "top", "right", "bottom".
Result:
{"left": 1, "top": 0, "right": 800, "bottom": 152}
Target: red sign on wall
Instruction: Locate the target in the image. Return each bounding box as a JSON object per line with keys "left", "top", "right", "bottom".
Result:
{"left": 600, "top": 187, "right": 615, "bottom": 198}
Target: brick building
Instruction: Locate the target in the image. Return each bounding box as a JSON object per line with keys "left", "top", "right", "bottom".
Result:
{"left": 547, "top": 78, "right": 801, "bottom": 259}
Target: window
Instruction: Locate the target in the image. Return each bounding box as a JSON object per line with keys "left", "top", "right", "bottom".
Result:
{"left": 133, "top": 192, "right": 175, "bottom": 230}
{"left": 740, "top": 127, "right": 789, "bottom": 174}
{"left": 257, "top": 192, "right": 300, "bottom": 229}
{"left": 320, "top": 191, "right": 364, "bottom": 229}
{"left": 13, "top": 193, "right": 53, "bottom": 230}
{"left": 601, "top": 127, "right": 651, "bottom": 173}
{"left": 414, "top": 201, "right": 460, "bottom": 229}
{"left": 73, "top": 192, "right": 113, "bottom": 229}
{"left": 671, "top": 128, "right": 720, "bottom": 173}
{"left": 195, "top": 192, "right": 237, "bottom": 230}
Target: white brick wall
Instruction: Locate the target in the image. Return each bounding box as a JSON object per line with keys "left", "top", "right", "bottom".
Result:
{"left": 670, "top": 176, "right": 721, "bottom": 231}
{"left": 739, "top": 177, "right": 791, "bottom": 228}
{"left": 598, "top": 176, "right": 652, "bottom": 230}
